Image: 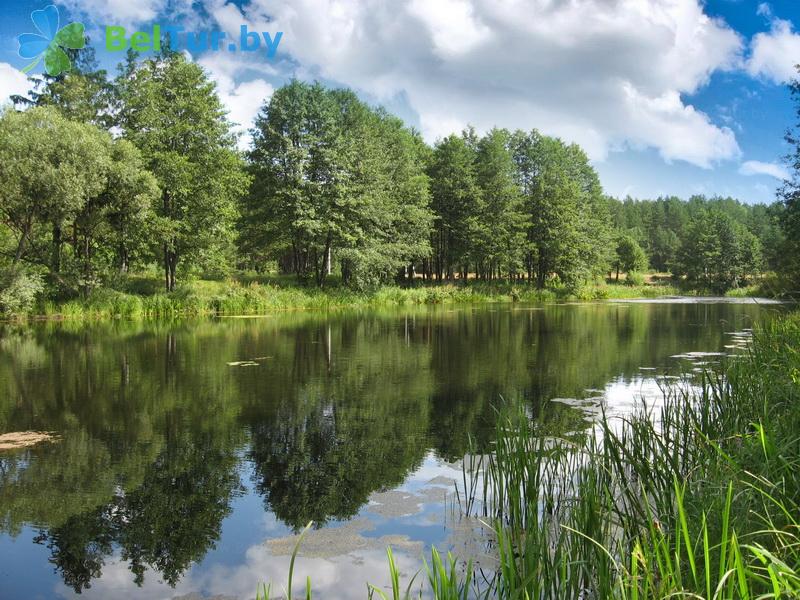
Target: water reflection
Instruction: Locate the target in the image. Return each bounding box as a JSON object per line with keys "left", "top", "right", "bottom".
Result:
{"left": 0, "top": 301, "right": 781, "bottom": 597}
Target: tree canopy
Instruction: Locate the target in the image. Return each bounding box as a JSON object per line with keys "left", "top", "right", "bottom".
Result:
{"left": 0, "top": 50, "right": 790, "bottom": 309}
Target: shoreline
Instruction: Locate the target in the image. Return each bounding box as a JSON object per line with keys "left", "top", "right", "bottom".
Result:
{"left": 3, "top": 279, "right": 783, "bottom": 322}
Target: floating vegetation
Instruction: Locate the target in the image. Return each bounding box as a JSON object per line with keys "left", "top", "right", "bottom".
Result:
{"left": 266, "top": 519, "right": 422, "bottom": 560}
{"left": 0, "top": 431, "right": 58, "bottom": 451}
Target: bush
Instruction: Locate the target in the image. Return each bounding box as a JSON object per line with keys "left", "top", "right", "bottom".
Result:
{"left": 625, "top": 271, "right": 645, "bottom": 286}
{"left": 0, "top": 269, "right": 44, "bottom": 315}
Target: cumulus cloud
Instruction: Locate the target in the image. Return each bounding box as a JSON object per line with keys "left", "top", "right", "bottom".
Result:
{"left": 198, "top": 53, "right": 275, "bottom": 149}
{"left": 739, "top": 159, "right": 789, "bottom": 180}
{"left": 746, "top": 16, "right": 800, "bottom": 83}
{"left": 206, "top": 0, "right": 743, "bottom": 168}
{"left": 0, "top": 62, "right": 32, "bottom": 107}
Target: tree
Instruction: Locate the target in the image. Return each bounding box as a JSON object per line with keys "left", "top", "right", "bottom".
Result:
{"left": 779, "top": 67, "right": 800, "bottom": 288}
{"left": 675, "top": 210, "right": 762, "bottom": 292}
{"left": 244, "top": 81, "right": 355, "bottom": 285}
{"left": 427, "top": 133, "right": 480, "bottom": 280}
{"left": 11, "top": 45, "right": 115, "bottom": 129}
{"left": 116, "top": 51, "right": 247, "bottom": 291}
{"left": 338, "top": 107, "right": 432, "bottom": 288}
{"left": 244, "top": 81, "right": 432, "bottom": 289}
{"left": 473, "top": 128, "right": 526, "bottom": 280}
{"left": 612, "top": 234, "right": 648, "bottom": 281}
{"left": 512, "top": 130, "right": 610, "bottom": 289}
{"left": 0, "top": 107, "right": 158, "bottom": 295}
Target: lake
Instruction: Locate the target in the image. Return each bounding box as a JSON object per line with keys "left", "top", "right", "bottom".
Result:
{"left": 0, "top": 299, "right": 783, "bottom": 599}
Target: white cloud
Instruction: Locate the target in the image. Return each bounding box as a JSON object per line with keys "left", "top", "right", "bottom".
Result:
{"left": 0, "top": 62, "right": 32, "bottom": 107}
{"left": 739, "top": 159, "right": 789, "bottom": 180}
{"left": 210, "top": 0, "right": 743, "bottom": 168}
{"left": 198, "top": 53, "right": 275, "bottom": 149}
{"left": 746, "top": 17, "right": 800, "bottom": 83}
{"left": 220, "top": 79, "right": 274, "bottom": 149}
{"left": 407, "top": 0, "right": 491, "bottom": 57}
{"left": 54, "top": 544, "right": 423, "bottom": 600}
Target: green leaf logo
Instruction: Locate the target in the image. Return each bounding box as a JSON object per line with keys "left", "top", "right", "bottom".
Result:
{"left": 17, "top": 5, "right": 85, "bottom": 76}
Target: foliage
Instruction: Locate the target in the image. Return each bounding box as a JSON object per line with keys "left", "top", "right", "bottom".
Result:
{"left": 243, "top": 81, "right": 432, "bottom": 289}
{"left": 673, "top": 209, "right": 763, "bottom": 292}
{"left": 116, "top": 50, "right": 248, "bottom": 291}
{"left": 512, "top": 130, "right": 612, "bottom": 290}
{"left": 609, "top": 195, "right": 782, "bottom": 290}
{"left": 0, "top": 268, "right": 44, "bottom": 314}
{"left": 612, "top": 233, "right": 648, "bottom": 280}
{"left": 0, "top": 107, "right": 158, "bottom": 296}
{"left": 779, "top": 67, "right": 800, "bottom": 291}
{"left": 427, "top": 133, "right": 481, "bottom": 280}
{"left": 0, "top": 63, "right": 790, "bottom": 312}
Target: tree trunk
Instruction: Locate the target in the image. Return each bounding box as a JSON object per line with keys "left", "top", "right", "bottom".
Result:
{"left": 52, "top": 224, "right": 62, "bottom": 273}
{"left": 164, "top": 245, "right": 178, "bottom": 292}
{"left": 13, "top": 228, "right": 29, "bottom": 264}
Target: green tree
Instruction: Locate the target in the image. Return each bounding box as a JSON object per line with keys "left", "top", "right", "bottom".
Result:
{"left": 512, "top": 130, "right": 610, "bottom": 289}
{"left": 338, "top": 107, "right": 432, "bottom": 288}
{"left": 473, "top": 128, "right": 526, "bottom": 280}
{"left": 12, "top": 46, "right": 114, "bottom": 128}
{"left": 427, "top": 133, "right": 480, "bottom": 280}
{"left": 675, "top": 210, "right": 762, "bottom": 292}
{"left": 779, "top": 68, "right": 800, "bottom": 288}
{"left": 612, "top": 234, "right": 648, "bottom": 281}
{"left": 0, "top": 107, "right": 158, "bottom": 296}
{"left": 244, "top": 81, "right": 432, "bottom": 288}
{"left": 244, "top": 81, "right": 356, "bottom": 285}
{"left": 116, "top": 51, "right": 247, "bottom": 291}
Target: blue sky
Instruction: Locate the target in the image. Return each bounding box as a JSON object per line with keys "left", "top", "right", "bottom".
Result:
{"left": 1, "top": 0, "right": 798, "bottom": 205}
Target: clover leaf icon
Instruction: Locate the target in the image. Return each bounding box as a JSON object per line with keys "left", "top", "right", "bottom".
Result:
{"left": 18, "top": 5, "right": 85, "bottom": 76}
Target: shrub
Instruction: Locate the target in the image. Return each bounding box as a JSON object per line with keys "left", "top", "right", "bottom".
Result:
{"left": 0, "top": 269, "right": 44, "bottom": 315}
{"left": 625, "top": 271, "right": 645, "bottom": 286}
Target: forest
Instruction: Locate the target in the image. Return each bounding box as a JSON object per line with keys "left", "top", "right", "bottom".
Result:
{"left": 0, "top": 46, "right": 798, "bottom": 316}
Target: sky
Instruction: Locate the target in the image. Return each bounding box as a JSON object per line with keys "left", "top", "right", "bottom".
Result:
{"left": 1, "top": 0, "right": 799, "bottom": 205}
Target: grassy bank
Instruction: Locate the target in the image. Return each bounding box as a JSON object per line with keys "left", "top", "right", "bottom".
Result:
{"left": 25, "top": 276, "right": 687, "bottom": 319}
{"left": 258, "top": 311, "right": 800, "bottom": 598}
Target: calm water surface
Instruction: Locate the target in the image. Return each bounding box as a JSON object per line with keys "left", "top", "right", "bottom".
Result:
{"left": 0, "top": 300, "right": 783, "bottom": 599}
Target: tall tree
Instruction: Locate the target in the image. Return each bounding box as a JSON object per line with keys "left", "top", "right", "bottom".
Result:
{"left": 513, "top": 131, "right": 610, "bottom": 289}
{"left": 779, "top": 67, "right": 800, "bottom": 288}
{"left": 244, "top": 81, "right": 432, "bottom": 288}
{"left": 11, "top": 44, "right": 114, "bottom": 129}
{"left": 473, "top": 128, "right": 526, "bottom": 280}
{"left": 116, "top": 51, "right": 247, "bottom": 291}
{"left": 427, "top": 134, "right": 481, "bottom": 280}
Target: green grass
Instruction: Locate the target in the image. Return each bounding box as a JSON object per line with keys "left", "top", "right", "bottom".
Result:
{"left": 254, "top": 311, "right": 800, "bottom": 598}
{"left": 18, "top": 275, "right": 688, "bottom": 320}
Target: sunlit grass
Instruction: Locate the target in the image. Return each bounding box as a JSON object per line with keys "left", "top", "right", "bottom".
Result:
{"left": 21, "top": 275, "right": 691, "bottom": 320}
